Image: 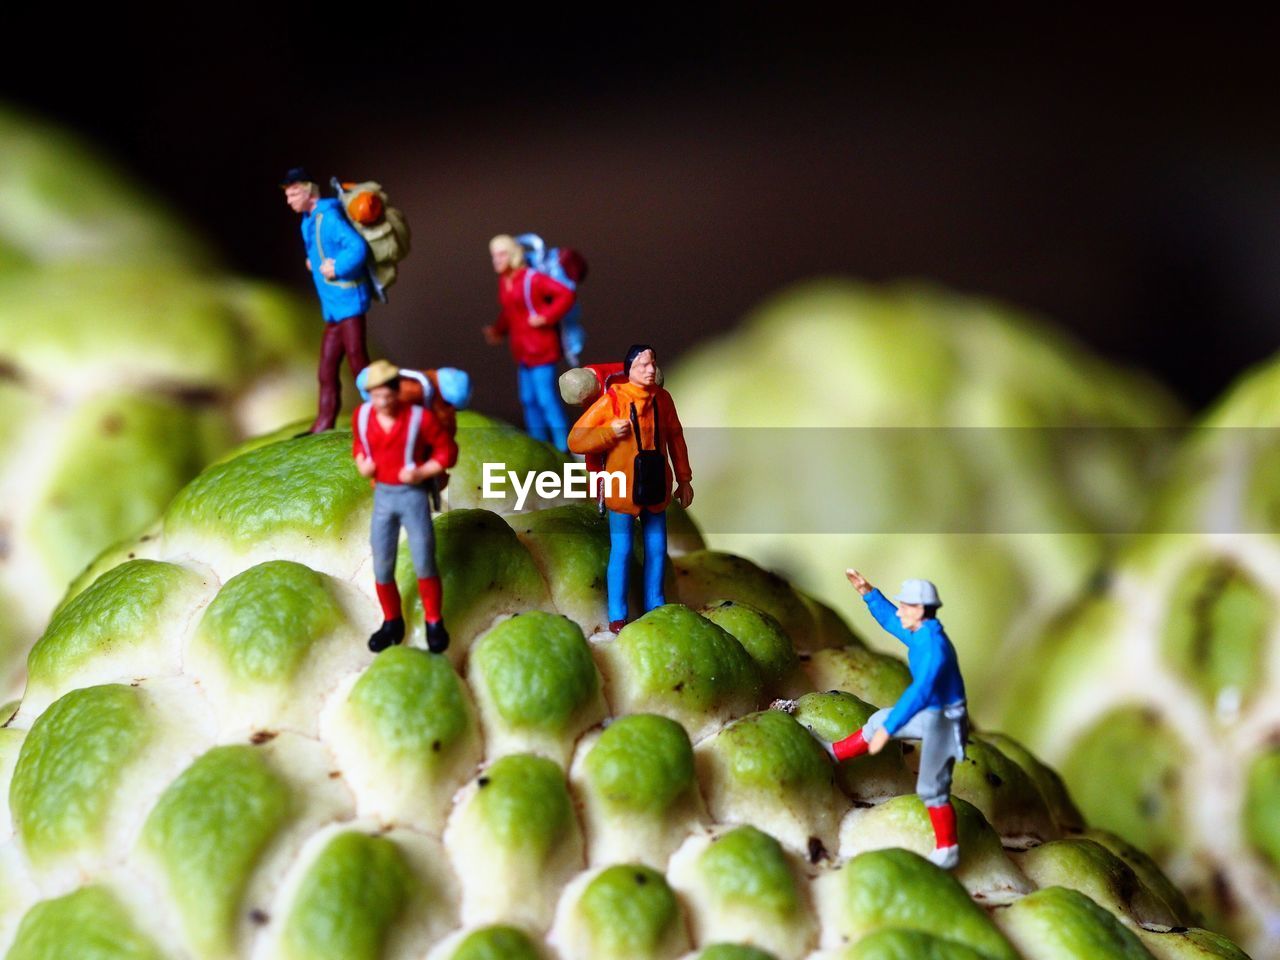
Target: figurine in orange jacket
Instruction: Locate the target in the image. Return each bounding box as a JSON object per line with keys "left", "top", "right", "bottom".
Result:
{"left": 568, "top": 344, "right": 693, "bottom": 632}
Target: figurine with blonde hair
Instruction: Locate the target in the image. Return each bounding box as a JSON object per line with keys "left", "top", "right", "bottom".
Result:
{"left": 482, "top": 233, "right": 576, "bottom": 451}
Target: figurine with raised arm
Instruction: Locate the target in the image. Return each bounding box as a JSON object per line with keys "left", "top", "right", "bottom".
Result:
{"left": 483, "top": 234, "right": 576, "bottom": 451}
{"left": 353, "top": 360, "right": 458, "bottom": 654}
{"left": 281, "top": 167, "right": 373, "bottom": 433}
{"left": 821, "top": 569, "right": 968, "bottom": 869}
{"left": 568, "top": 344, "right": 693, "bottom": 633}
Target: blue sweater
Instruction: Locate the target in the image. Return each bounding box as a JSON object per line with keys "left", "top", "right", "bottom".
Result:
{"left": 862, "top": 589, "right": 967, "bottom": 735}
{"left": 300, "top": 198, "right": 372, "bottom": 321}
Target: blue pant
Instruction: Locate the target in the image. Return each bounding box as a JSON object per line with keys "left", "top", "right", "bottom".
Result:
{"left": 517, "top": 363, "right": 568, "bottom": 452}
{"left": 607, "top": 508, "right": 667, "bottom": 623}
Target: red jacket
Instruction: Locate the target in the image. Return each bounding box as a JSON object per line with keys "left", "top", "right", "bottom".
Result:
{"left": 494, "top": 267, "right": 576, "bottom": 367}
{"left": 352, "top": 403, "right": 458, "bottom": 486}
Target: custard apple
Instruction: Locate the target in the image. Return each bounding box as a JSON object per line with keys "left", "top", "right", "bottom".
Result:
{"left": 0, "top": 418, "right": 1247, "bottom": 959}
{"left": 0, "top": 106, "right": 321, "bottom": 696}
{"left": 1005, "top": 352, "right": 1280, "bottom": 957}
{"left": 666, "top": 280, "right": 1183, "bottom": 722}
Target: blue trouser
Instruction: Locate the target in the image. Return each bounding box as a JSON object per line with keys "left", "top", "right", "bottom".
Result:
{"left": 607, "top": 508, "right": 667, "bottom": 623}
{"left": 517, "top": 362, "right": 568, "bottom": 452}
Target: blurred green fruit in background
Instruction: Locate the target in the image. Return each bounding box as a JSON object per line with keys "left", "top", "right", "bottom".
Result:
{"left": 1005, "top": 353, "right": 1280, "bottom": 957}
{"left": 667, "top": 281, "right": 1185, "bottom": 725}
{"left": 0, "top": 107, "right": 318, "bottom": 697}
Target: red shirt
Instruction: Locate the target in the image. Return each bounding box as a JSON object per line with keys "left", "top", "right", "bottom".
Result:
{"left": 352, "top": 403, "right": 458, "bottom": 485}
{"left": 494, "top": 266, "right": 576, "bottom": 367}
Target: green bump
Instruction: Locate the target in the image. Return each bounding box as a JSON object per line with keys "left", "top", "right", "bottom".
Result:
{"left": 694, "top": 947, "right": 778, "bottom": 960}
{"left": 433, "top": 510, "right": 549, "bottom": 631}
{"left": 998, "top": 886, "right": 1153, "bottom": 959}
{"left": 27, "top": 559, "right": 203, "bottom": 690}
{"left": 578, "top": 865, "right": 682, "bottom": 960}
{"left": 142, "top": 744, "right": 292, "bottom": 957}
{"left": 1061, "top": 706, "right": 1186, "bottom": 860}
{"left": 473, "top": 754, "right": 574, "bottom": 860}
{"left": 6, "top": 886, "right": 164, "bottom": 960}
{"left": 841, "top": 929, "right": 992, "bottom": 960}
{"left": 583, "top": 714, "right": 696, "bottom": 815}
{"left": 450, "top": 925, "right": 544, "bottom": 960}
{"left": 345, "top": 645, "right": 472, "bottom": 773}
{"left": 700, "top": 600, "right": 800, "bottom": 691}
{"left": 710, "top": 709, "right": 833, "bottom": 796}
{"left": 792, "top": 690, "right": 877, "bottom": 741}
{"left": 805, "top": 647, "right": 912, "bottom": 708}
{"left": 834, "top": 849, "right": 1017, "bottom": 960}
{"left": 1018, "top": 838, "right": 1163, "bottom": 923}
{"left": 195, "top": 561, "right": 344, "bottom": 683}
{"left": 1084, "top": 830, "right": 1194, "bottom": 924}
{"left": 451, "top": 411, "right": 569, "bottom": 509}
{"left": 981, "top": 732, "right": 1085, "bottom": 832}
{"left": 612, "top": 604, "right": 762, "bottom": 715}
{"left": 33, "top": 393, "right": 226, "bottom": 584}
{"left": 698, "top": 826, "right": 801, "bottom": 918}
{"left": 950, "top": 736, "right": 1051, "bottom": 834}
{"left": 281, "top": 832, "right": 415, "bottom": 960}
{"left": 165, "top": 432, "right": 368, "bottom": 547}
{"left": 509, "top": 503, "right": 612, "bottom": 617}
{"left": 674, "top": 551, "right": 815, "bottom": 642}
{"left": 1244, "top": 748, "right": 1280, "bottom": 869}
{"left": 11, "top": 684, "right": 150, "bottom": 864}
{"left": 471, "top": 612, "right": 599, "bottom": 730}
{"left": 1162, "top": 559, "right": 1269, "bottom": 708}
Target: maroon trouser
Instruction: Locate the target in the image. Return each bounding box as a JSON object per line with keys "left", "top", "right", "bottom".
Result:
{"left": 311, "top": 314, "right": 370, "bottom": 433}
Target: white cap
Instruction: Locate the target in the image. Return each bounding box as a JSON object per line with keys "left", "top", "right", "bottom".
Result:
{"left": 894, "top": 579, "right": 942, "bottom": 608}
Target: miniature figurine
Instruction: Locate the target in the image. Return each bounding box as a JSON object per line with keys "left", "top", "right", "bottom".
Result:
{"left": 353, "top": 360, "right": 459, "bottom": 654}
{"left": 281, "top": 168, "right": 374, "bottom": 434}
{"left": 514, "top": 233, "right": 589, "bottom": 366}
{"left": 567, "top": 345, "right": 692, "bottom": 633}
{"left": 483, "top": 234, "right": 577, "bottom": 452}
{"left": 817, "top": 570, "right": 968, "bottom": 869}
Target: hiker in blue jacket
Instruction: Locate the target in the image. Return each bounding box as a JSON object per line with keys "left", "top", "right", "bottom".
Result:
{"left": 281, "top": 167, "right": 373, "bottom": 433}
{"left": 815, "top": 569, "right": 968, "bottom": 869}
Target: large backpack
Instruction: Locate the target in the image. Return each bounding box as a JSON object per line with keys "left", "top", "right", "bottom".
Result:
{"left": 515, "top": 232, "right": 588, "bottom": 366}
{"left": 332, "top": 178, "right": 411, "bottom": 303}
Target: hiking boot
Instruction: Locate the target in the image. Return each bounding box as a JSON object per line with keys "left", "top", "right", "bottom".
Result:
{"left": 425, "top": 619, "right": 450, "bottom": 654}
{"left": 368, "top": 617, "right": 405, "bottom": 653}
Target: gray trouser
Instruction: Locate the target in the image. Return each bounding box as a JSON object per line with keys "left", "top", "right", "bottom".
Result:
{"left": 862, "top": 701, "right": 968, "bottom": 806}
{"left": 371, "top": 483, "right": 437, "bottom": 582}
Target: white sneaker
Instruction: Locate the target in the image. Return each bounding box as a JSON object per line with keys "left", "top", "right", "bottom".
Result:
{"left": 927, "top": 845, "right": 960, "bottom": 870}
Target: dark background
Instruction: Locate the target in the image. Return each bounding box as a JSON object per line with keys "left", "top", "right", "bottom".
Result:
{"left": 6, "top": 8, "right": 1279, "bottom": 420}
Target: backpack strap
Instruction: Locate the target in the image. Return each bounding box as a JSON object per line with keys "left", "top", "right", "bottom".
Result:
{"left": 357, "top": 402, "right": 374, "bottom": 460}
{"left": 523, "top": 268, "right": 536, "bottom": 319}
{"left": 405, "top": 404, "right": 425, "bottom": 470}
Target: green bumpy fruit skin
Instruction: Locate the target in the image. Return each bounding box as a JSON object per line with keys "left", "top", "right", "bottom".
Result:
{"left": 195, "top": 560, "right": 345, "bottom": 683}
{"left": 583, "top": 713, "right": 696, "bottom": 815}
{"left": 694, "top": 946, "right": 779, "bottom": 960}
{"left": 473, "top": 754, "right": 574, "bottom": 859}
{"left": 430, "top": 510, "right": 550, "bottom": 631}
{"left": 1244, "top": 749, "right": 1280, "bottom": 869}
{"left": 281, "top": 832, "right": 414, "bottom": 960}
{"left": 26, "top": 559, "right": 202, "bottom": 690}
{"left": 578, "top": 865, "right": 681, "bottom": 959}
{"left": 804, "top": 647, "right": 912, "bottom": 709}
{"left": 165, "top": 432, "right": 368, "bottom": 547}
{"left": 10, "top": 684, "right": 150, "bottom": 864}
{"left": 450, "top": 411, "right": 569, "bottom": 505}
{"left": 510, "top": 504, "right": 612, "bottom": 615}
{"left": 833, "top": 849, "right": 1017, "bottom": 960}
{"left": 841, "top": 929, "right": 993, "bottom": 960}
{"left": 141, "top": 744, "right": 292, "bottom": 956}
{"left": 700, "top": 600, "right": 800, "bottom": 691}
{"left": 345, "top": 645, "right": 472, "bottom": 772}
{"left": 1061, "top": 706, "right": 1186, "bottom": 860}
{"left": 4, "top": 885, "right": 164, "bottom": 960}
{"left": 449, "top": 925, "right": 544, "bottom": 960}
{"left": 471, "top": 612, "right": 599, "bottom": 730}
{"left": 613, "top": 604, "right": 763, "bottom": 713}
{"left": 698, "top": 825, "right": 802, "bottom": 918}
{"left": 998, "top": 886, "right": 1152, "bottom": 959}
{"left": 708, "top": 709, "right": 833, "bottom": 797}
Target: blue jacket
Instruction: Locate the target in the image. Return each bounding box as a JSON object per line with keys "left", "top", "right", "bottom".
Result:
{"left": 300, "top": 198, "right": 372, "bottom": 321}
{"left": 863, "top": 589, "right": 966, "bottom": 735}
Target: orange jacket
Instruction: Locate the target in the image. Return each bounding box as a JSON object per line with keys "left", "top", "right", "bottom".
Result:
{"left": 568, "top": 381, "right": 692, "bottom": 515}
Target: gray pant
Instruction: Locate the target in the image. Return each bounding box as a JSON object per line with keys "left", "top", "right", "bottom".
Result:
{"left": 862, "top": 701, "right": 968, "bottom": 806}
{"left": 371, "top": 483, "right": 438, "bottom": 582}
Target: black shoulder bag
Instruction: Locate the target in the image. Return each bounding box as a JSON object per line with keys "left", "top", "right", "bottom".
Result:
{"left": 630, "top": 398, "right": 667, "bottom": 507}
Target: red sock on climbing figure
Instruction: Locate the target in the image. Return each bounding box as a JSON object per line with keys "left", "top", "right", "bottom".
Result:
{"left": 418, "top": 576, "right": 443, "bottom": 624}
{"left": 375, "top": 581, "right": 402, "bottom": 621}
{"left": 833, "top": 729, "right": 869, "bottom": 762}
{"left": 927, "top": 802, "right": 958, "bottom": 849}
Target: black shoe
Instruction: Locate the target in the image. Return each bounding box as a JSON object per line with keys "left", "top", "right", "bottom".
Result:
{"left": 425, "top": 619, "right": 450, "bottom": 654}
{"left": 369, "top": 618, "right": 405, "bottom": 652}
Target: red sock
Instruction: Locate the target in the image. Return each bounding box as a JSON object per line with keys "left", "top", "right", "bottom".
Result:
{"left": 833, "top": 729, "right": 869, "bottom": 761}
{"left": 927, "top": 802, "right": 958, "bottom": 848}
{"left": 375, "top": 581, "right": 402, "bottom": 621}
{"left": 418, "top": 576, "right": 443, "bottom": 624}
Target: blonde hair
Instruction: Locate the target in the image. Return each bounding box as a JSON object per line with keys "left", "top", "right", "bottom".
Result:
{"left": 489, "top": 234, "right": 524, "bottom": 269}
